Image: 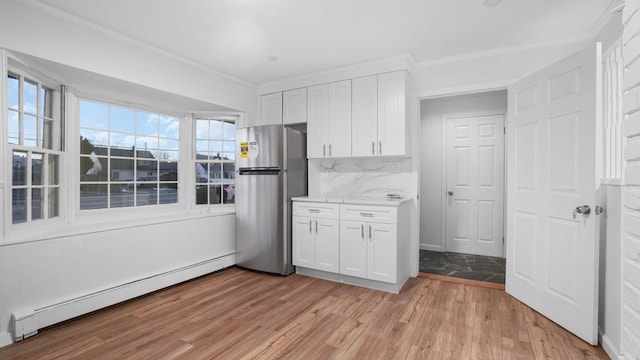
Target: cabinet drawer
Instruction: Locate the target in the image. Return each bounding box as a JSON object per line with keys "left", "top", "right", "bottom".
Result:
{"left": 293, "top": 201, "right": 340, "bottom": 218}
{"left": 340, "top": 205, "right": 397, "bottom": 223}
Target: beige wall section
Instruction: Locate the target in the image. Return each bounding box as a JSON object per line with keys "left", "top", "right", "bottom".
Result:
{"left": 419, "top": 90, "right": 507, "bottom": 252}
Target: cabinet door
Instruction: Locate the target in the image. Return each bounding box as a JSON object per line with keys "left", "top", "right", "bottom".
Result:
{"left": 377, "top": 71, "right": 406, "bottom": 156}
{"left": 292, "top": 216, "right": 315, "bottom": 268}
{"left": 283, "top": 88, "right": 307, "bottom": 125}
{"left": 307, "top": 84, "right": 329, "bottom": 158}
{"left": 261, "top": 92, "right": 283, "bottom": 125}
{"left": 352, "top": 75, "right": 378, "bottom": 157}
{"left": 367, "top": 223, "right": 397, "bottom": 283}
{"left": 314, "top": 218, "right": 340, "bottom": 273}
{"left": 327, "top": 80, "right": 352, "bottom": 158}
{"left": 340, "top": 220, "right": 367, "bottom": 278}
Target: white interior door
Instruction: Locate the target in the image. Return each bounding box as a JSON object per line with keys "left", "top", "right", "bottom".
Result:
{"left": 445, "top": 114, "right": 505, "bottom": 257}
{"left": 506, "top": 43, "right": 601, "bottom": 345}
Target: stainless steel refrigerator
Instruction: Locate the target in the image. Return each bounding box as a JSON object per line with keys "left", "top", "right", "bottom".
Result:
{"left": 235, "top": 125, "right": 307, "bottom": 275}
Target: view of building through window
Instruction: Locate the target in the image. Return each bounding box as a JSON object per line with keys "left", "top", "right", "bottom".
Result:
{"left": 7, "top": 73, "right": 61, "bottom": 224}
{"left": 79, "top": 100, "right": 180, "bottom": 209}
{"left": 194, "top": 117, "right": 236, "bottom": 205}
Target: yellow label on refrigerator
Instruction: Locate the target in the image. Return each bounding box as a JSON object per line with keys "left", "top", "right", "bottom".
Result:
{"left": 240, "top": 141, "right": 249, "bottom": 159}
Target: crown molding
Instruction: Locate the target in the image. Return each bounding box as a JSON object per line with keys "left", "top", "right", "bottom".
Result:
{"left": 12, "top": 0, "right": 258, "bottom": 89}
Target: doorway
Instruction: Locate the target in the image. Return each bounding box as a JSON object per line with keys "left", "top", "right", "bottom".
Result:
{"left": 419, "top": 90, "right": 507, "bottom": 283}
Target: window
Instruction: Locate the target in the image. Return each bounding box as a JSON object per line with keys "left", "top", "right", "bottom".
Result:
{"left": 7, "top": 72, "right": 61, "bottom": 224}
{"left": 194, "top": 117, "right": 235, "bottom": 205}
{"left": 79, "top": 100, "right": 179, "bottom": 209}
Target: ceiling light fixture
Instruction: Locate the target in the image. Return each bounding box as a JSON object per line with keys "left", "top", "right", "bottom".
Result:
{"left": 483, "top": 0, "right": 502, "bottom": 6}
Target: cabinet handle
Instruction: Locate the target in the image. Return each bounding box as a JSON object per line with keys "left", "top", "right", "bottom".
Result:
{"left": 323, "top": 144, "right": 326, "bottom": 157}
{"left": 360, "top": 212, "right": 374, "bottom": 217}
{"left": 379, "top": 141, "right": 382, "bottom": 155}
{"left": 369, "top": 225, "right": 372, "bottom": 240}
{"left": 361, "top": 224, "right": 364, "bottom": 239}
{"left": 372, "top": 141, "right": 375, "bottom": 155}
{"left": 309, "top": 219, "right": 312, "bottom": 233}
{"left": 308, "top": 209, "right": 320, "bottom": 213}
{"left": 329, "top": 144, "right": 332, "bottom": 157}
{"left": 315, "top": 220, "right": 318, "bottom": 234}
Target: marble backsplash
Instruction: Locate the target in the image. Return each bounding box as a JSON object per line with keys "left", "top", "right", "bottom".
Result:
{"left": 308, "top": 157, "right": 413, "bottom": 199}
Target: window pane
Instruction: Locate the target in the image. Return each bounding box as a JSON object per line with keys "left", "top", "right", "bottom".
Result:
{"left": 8, "top": 109, "right": 19, "bottom": 145}
{"left": 49, "top": 155, "right": 59, "bottom": 185}
{"left": 210, "top": 141, "right": 223, "bottom": 159}
{"left": 196, "top": 140, "right": 208, "bottom": 159}
{"left": 195, "top": 163, "right": 208, "bottom": 183}
{"left": 12, "top": 151, "right": 27, "bottom": 185}
{"left": 110, "top": 132, "right": 135, "bottom": 153}
{"left": 80, "top": 184, "right": 108, "bottom": 210}
{"left": 137, "top": 159, "right": 158, "bottom": 181}
{"left": 32, "top": 153, "right": 43, "bottom": 185}
{"left": 195, "top": 119, "right": 209, "bottom": 140}
{"left": 196, "top": 185, "right": 208, "bottom": 204}
{"left": 110, "top": 106, "right": 135, "bottom": 134}
{"left": 24, "top": 114, "right": 37, "bottom": 146}
{"left": 42, "top": 86, "right": 53, "bottom": 118}
{"left": 160, "top": 115, "right": 179, "bottom": 139}
{"left": 110, "top": 158, "right": 134, "bottom": 181}
{"left": 80, "top": 155, "right": 107, "bottom": 181}
{"left": 42, "top": 118, "right": 54, "bottom": 149}
{"left": 210, "top": 120, "right": 223, "bottom": 140}
{"left": 7, "top": 74, "right": 19, "bottom": 110}
{"left": 110, "top": 184, "right": 134, "bottom": 208}
{"left": 223, "top": 121, "right": 235, "bottom": 141}
{"left": 80, "top": 130, "right": 108, "bottom": 154}
{"left": 223, "top": 141, "right": 235, "bottom": 161}
{"left": 136, "top": 136, "right": 158, "bottom": 157}
{"left": 159, "top": 184, "right": 178, "bottom": 204}
{"left": 48, "top": 187, "right": 59, "bottom": 218}
{"left": 32, "top": 188, "right": 43, "bottom": 220}
{"left": 137, "top": 187, "right": 157, "bottom": 206}
{"left": 223, "top": 163, "right": 235, "bottom": 204}
{"left": 160, "top": 161, "right": 178, "bottom": 182}
{"left": 12, "top": 189, "right": 27, "bottom": 223}
{"left": 23, "top": 79, "right": 37, "bottom": 114}
{"left": 209, "top": 163, "right": 223, "bottom": 182}
{"left": 209, "top": 185, "right": 222, "bottom": 204}
{"left": 80, "top": 101, "right": 108, "bottom": 130}
{"left": 159, "top": 139, "right": 179, "bottom": 161}
{"left": 137, "top": 111, "right": 158, "bottom": 135}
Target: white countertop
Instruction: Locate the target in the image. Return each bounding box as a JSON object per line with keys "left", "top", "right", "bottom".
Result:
{"left": 291, "top": 195, "right": 411, "bottom": 206}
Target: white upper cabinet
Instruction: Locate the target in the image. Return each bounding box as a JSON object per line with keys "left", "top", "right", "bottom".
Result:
{"left": 377, "top": 71, "right": 407, "bottom": 156}
{"left": 307, "top": 80, "right": 352, "bottom": 158}
{"left": 260, "top": 92, "right": 283, "bottom": 125}
{"left": 352, "top": 75, "right": 378, "bottom": 157}
{"left": 283, "top": 88, "right": 307, "bottom": 125}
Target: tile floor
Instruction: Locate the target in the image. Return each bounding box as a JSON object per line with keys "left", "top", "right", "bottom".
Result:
{"left": 419, "top": 250, "right": 506, "bottom": 284}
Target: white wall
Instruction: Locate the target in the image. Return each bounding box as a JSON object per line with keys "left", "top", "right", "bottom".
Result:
{"left": 419, "top": 91, "right": 507, "bottom": 252}
{"left": 0, "top": 1, "right": 255, "bottom": 347}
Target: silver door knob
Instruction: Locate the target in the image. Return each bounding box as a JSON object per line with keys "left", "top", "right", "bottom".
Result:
{"left": 572, "top": 205, "right": 591, "bottom": 219}
{"left": 447, "top": 191, "right": 454, "bottom": 196}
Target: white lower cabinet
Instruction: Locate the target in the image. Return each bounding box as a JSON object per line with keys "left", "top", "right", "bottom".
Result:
{"left": 292, "top": 200, "right": 408, "bottom": 292}
{"left": 292, "top": 202, "right": 340, "bottom": 273}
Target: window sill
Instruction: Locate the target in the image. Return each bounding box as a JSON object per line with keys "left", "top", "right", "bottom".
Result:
{"left": 2, "top": 205, "right": 236, "bottom": 246}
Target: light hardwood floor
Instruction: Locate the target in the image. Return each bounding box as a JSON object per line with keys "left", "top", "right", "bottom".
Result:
{"left": 0, "top": 267, "right": 608, "bottom": 359}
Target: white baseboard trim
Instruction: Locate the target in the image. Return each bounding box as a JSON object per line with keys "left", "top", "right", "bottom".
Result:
{"left": 8, "top": 253, "right": 236, "bottom": 346}
{"left": 296, "top": 267, "right": 407, "bottom": 294}
{"left": 599, "top": 329, "right": 622, "bottom": 360}
{"left": 420, "top": 244, "right": 443, "bottom": 251}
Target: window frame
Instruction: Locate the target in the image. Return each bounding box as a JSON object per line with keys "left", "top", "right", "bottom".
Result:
{"left": 5, "top": 64, "right": 64, "bottom": 228}
{"left": 77, "top": 98, "right": 182, "bottom": 212}
{"left": 192, "top": 112, "right": 238, "bottom": 209}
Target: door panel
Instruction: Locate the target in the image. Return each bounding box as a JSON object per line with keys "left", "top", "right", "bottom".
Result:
{"left": 506, "top": 43, "right": 601, "bottom": 345}
{"left": 315, "top": 218, "right": 340, "bottom": 273}
{"left": 292, "top": 216, "right": 314, "bottom": 268}
{"left": 327, "top": 80, "right": 352, "bottom": 158}
{"left": 307, "top": 84, "right": 329, "bottom": 158}
{"left": 340, "top": 220, "right": 367, "bottom": 277}
{"left": 446, "top": 114, "right": 505, "bottom": 257}
{"left": 368, "top": 223, "right": 397, "bottom": 283}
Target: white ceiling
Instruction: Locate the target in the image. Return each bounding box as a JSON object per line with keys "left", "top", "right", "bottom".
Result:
{"left": 36, "top": 0, "right": 617, "bottom": 86}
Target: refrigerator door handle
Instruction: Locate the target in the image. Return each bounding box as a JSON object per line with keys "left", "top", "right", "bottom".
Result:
{"left": 315, "top": 220, "right": 318, "bottom": 234}
{"left": 309, "top": 219, "right": 312, "bottom": 233}
{"left": 361, "top": 224, "right": 364, "bottom": 239}
{"left": 369, "top": 225, "right": 372, "bottom": 241}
